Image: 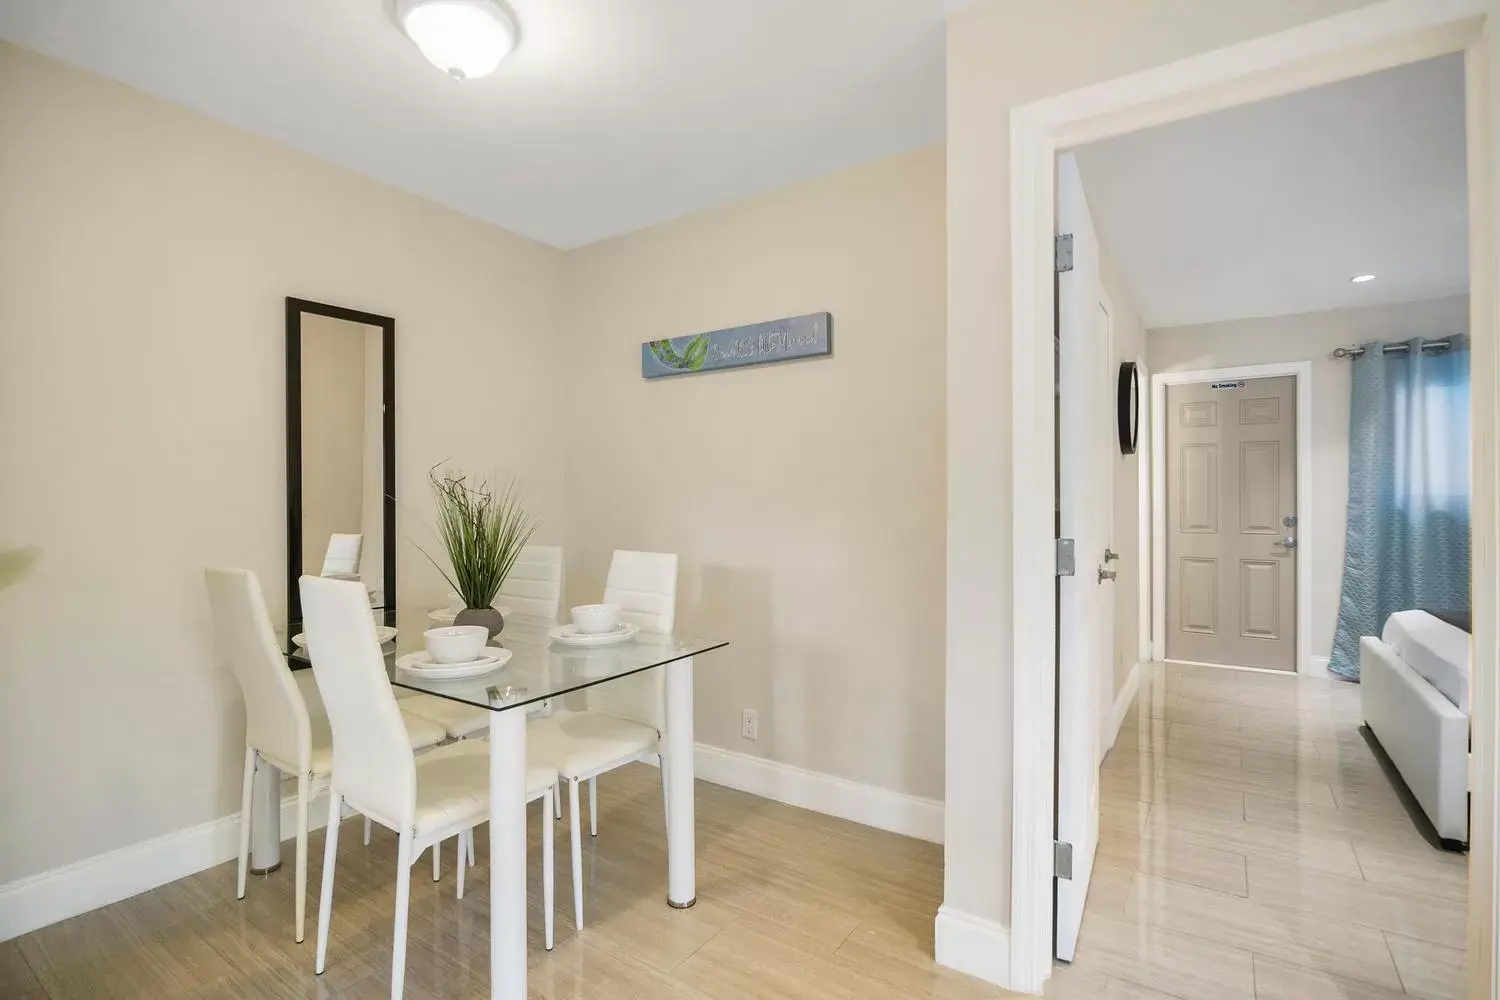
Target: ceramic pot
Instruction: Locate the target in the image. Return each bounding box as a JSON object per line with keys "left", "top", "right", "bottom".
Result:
{"left": 454, "top": 606, "right": 505, "bottom": 639}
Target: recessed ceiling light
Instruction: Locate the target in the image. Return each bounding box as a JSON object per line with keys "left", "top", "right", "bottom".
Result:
{"left": 394, "top": 0, "right": 516, "bottom": 80}
{"left": 1351, "top": 273, "right": 1376, "bottom": 283}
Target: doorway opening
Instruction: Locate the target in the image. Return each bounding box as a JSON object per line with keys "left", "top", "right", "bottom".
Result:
{"left": 1005, "top": 3, "right": 1493, "bottom": 995}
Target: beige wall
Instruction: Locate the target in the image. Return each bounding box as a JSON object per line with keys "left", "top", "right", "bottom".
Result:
{"left": 944, "top": 0, "right": 1379, "bottom": 929}
{"left": 0, "top": 44, "right": 567, "bottom": 883}
{"left": 1100, "top": 251, "right": 1148, "bottom": 699}
{"left": 299, "top": 315, "right": 369, "bottom": 576}
{"left": 1148, "top": 295, "right": 1470, "bottom": 662}
{"left": 562, "top": 147, "right": 947, "bottom": 800}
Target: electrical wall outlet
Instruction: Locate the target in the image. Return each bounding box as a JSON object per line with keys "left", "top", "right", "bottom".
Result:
{"left": 741, "top": 708, "right": 759, "bottom": 741}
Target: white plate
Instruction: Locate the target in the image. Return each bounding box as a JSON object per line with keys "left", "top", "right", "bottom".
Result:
{"left": 395, "top": 648, "right": 512, "bottom": 679}
{"left": 293, "top": 625, "right": 397, "bottom": 648}
{"left": 426, "top": 605, "right": 514, "bottom": 625}
{"left": 548, "top": 622, "right": 639, "bottom": 647}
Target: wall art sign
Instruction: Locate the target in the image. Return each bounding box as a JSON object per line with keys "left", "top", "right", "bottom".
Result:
{"left": 642, "top": 312, "right": 832, "bottom": 379}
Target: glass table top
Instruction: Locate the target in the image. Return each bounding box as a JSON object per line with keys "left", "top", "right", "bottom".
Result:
{"left": 281, "top": 613, "right": 727, "bottom": 713}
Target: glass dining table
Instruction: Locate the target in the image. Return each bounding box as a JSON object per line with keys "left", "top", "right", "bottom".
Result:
{"left": 276, "top": 613, "right": 728, "bottom": 1000}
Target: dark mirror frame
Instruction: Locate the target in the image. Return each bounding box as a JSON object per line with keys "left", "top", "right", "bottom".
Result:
{"left": 285, "top": 297, "right": 396, "bottom": 628}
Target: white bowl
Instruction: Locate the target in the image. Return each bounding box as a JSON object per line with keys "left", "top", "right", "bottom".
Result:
{"left": 423, "top": 625, "right": 489, "bottom": 664}
{"left": 570, "top": 603, "right": 621, "bottom": 635}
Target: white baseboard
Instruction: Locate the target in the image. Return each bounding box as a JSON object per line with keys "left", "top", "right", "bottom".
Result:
{"left": 1308, "top": 655, "right": 1332, "bottom": 679}
{"left": 934, "top": 904, "right": 1011, "bottom": 987}
{"left": 692, "top": 744, "right": 944, "bottom": 844}
{"left": 0, "top": 786, "right": 334, "bottom": 942}
{"left": 1102, "top": 661, "right": 1142, "bottom": 761}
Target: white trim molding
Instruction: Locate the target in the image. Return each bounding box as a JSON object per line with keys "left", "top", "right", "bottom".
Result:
{"left": 934, "top": 905, "right": 1011, "bottom": 988}
{"left": 1150, "top": 361, "right": 1314, "bottom": 674}
{"left": 1002, "top": 1, "right": 1492, "bottom": 994}
{"left": 0, "top": 788, "right": 337, "bottom": 942}
{"left": 691, "top": 744, "right": 944, "bottom": 845}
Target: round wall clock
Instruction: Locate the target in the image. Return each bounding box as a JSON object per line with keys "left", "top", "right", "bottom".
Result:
{"left": 1117, "top": 361, "right": 1139, "bottom": 455}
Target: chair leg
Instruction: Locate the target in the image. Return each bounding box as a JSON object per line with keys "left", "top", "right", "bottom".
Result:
{"left": 658, "top": 753, "right": 670, "bottom": 833}
{"left": 588, "top": 777, "right": 598, "bottom": 838}
{"left": 432, "top": 840, "right": 440, "bottom": 882}
{"left": 543, "top": 788, "right": 555, "bottom": 950}
{"left": 467, "top": 828, "right": 476, "bottom": 867}
{"left": 391, "top": 831, "right": 414, "bottom": 1000}
{"left": 314, "top": 792, "right": 342, "bottom": 975}
{"left": 363, "top": 815, "right": 372, "bottom": 846}
{"left": 456, "top": 833, "right": 466, "bottom": 900}
{"left": 236, "top": 747, "right": 255, "bottom": 900}
{"left": 568, "top": 778, "right": 584, "bottom": 930}
{"left": 294, "top": 771, "right": 310, "bottom": 943}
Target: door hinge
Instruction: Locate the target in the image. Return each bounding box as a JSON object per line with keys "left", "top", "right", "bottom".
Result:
{"left": 1055, "top": 233, "right": 1074, "bottom": 273}
{"left": 1054, "top": 841, "right": 1074, "bottom": 880}
{"left": 1055, "top": 538, "right": 1076, "bottom": 577}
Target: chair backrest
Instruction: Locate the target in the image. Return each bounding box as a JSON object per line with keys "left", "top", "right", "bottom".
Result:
{"left": 584, "top": 550, "right": 678, "bottom": 731}
{"left": 204, "top": 568, "right": 311, "bottom": 770}
{"left": 299, "top": 575, "right": 416, "bottom": 825}
{"left": 604, "top": 550, "right": 677, "bottom": 634}
{"left": 498, "top": 545, "right": 563, "bottom": 624}
{"left": 321, "top": 533, "right": 363, "bottom": 578}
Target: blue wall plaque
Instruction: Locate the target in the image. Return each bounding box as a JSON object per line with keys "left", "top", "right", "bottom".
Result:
{"left": 642, "top": 312, "right": 832, "bottom": 379}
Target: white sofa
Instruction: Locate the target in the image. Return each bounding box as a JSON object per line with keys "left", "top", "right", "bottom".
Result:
{"left": 1360, "top": 610, "right": 1471, "bottom": 845}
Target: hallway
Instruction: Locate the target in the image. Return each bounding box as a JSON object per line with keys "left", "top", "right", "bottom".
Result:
{"left": 1056, "top": 662, "right": 1468, "bottom": 999}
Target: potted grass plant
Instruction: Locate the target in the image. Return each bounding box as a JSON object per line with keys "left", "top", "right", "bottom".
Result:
{"left": 420, "top": 466, "right": 537, "bottom": 638}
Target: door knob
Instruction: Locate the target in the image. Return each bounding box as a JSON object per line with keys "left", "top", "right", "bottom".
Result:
{"left": 1098, "top": 567, "right": 1117, "bottom": 583}
{"left": 1278, "top": 536, "right": 1298, "bottom": 549}
{"left": 1104, "top": 547, "right": 1120, "bottom": 562}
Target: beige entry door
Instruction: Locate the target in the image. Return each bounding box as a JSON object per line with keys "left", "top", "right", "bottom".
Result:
{"left": 1166, "top": 375, "right": 1297, "bottom": 670}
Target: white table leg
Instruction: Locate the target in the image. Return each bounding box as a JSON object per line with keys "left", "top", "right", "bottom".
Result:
{"left": 249, "top": 757, "right": 282, "bottom": 874}
{"left": 664, "top": 656, "right": 696, "bottom": 908}
{"left": 489, "top": 707, "right": 527, "bottom": 1000}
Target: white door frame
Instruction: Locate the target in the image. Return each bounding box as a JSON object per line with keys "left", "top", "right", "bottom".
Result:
{"left": 1005, "top": 0, "right": 1496, "bottom": 994}
{"left": 1149, "top": 362, "right": 1313, "bottom": 674}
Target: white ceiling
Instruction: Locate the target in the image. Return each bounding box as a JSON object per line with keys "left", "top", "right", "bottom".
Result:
{"left": 1075, "top": 54, "right": 1469, "bottom": 331}
{"left": 0, "top": 1, "right": 963, "bottom": 249}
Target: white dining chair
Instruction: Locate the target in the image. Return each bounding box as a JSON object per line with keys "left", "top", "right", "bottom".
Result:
{"left": 401, "top": 544, "right": 565, "bottom": 741}
{"left": 498, "top": 544, "right": 564, "bottom": 624}
{"left": 320, "top": 533, "right": 363, "bottom": 579}
{"left": 528, "top": 549, "right": 678, "bottom": 929}
{"left": 301, "top": 576, "right": 559, "bottom": 1000}
{"left": 204, "top": 567, "right": 448, "bottom": 944}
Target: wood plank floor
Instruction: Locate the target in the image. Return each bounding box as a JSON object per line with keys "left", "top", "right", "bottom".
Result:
{"left": 3, "top": 662, "right": 1468, "bottom": 999}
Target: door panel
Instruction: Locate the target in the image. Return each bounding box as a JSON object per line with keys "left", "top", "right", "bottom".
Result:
{"left": 1239, "top": 560, "right": 1281, "bottom": 638}
{"left": 1054, "top": 152, "right": 1113, "bottom": 962}
{"left": 1239, "top": 442, "right": 1280, "bottom": 533}
{"left": 1165, "top": 376, "right": 1297, "bottom": 670}
{"left": 1239, "top": 396, "right": 1281, "bottom": 424}
{"left": 1181, "top": 558, "right": 1218, "bottom": 633}
{"left": 1180, "top": 444, "right": 1219, "bottom": 533}
{"left": 1181, "top": 400, "right": 1218, "bottom": 428}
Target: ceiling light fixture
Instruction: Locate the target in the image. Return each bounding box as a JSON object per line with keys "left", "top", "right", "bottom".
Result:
{"left": 394, "top": 0, "right": 516, "bottom": 80}
{"left": 1351, "top": 273, "right": 1377, "bottom": 283}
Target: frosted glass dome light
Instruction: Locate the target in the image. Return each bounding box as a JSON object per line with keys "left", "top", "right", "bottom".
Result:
{"left": 396, "top": 0, "right": 516, "bottom": 80}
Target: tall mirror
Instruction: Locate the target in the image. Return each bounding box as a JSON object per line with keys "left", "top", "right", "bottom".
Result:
{"left": 286, "top": 297, "right": 395, "bottom": 627}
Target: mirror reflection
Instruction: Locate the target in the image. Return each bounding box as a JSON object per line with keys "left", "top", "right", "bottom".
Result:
{"left": 300, "top": 315, "right": 384, "bottom": 596}
{"left": 288, "top": 300, "right": 394, "bottom": 626}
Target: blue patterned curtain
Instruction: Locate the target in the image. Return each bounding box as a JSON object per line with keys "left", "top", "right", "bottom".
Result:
{"left": 1329, "top": 337, "right": 1470, "bottom": 680}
